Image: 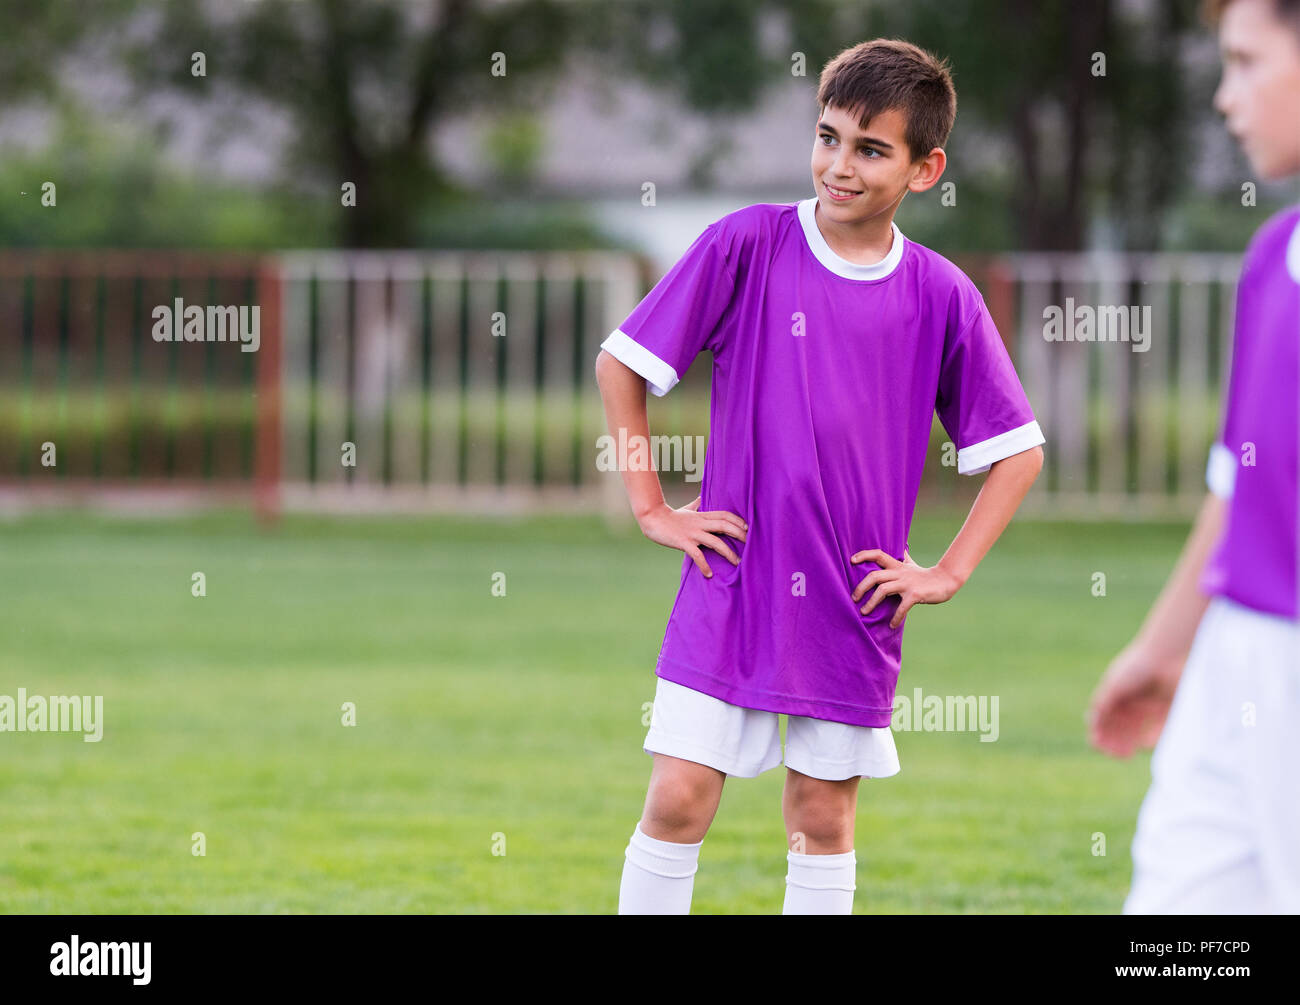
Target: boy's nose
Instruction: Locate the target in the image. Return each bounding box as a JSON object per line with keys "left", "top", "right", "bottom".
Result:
{"left": 1212, "top": 79, "right": 1231, "bottom": 118}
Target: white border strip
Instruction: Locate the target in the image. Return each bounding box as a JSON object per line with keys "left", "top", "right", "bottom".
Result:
{"left": 1206, "top": 442, "right": 1236, "bottom": 498}
{"left": 599, "top": 328, "right": 679, "bottom": 397}
{"left": 957, "top": 420, "right": 1046, "bottom": 475}
{"left": 797, "top": 198, "right": 905, "bottom": 281}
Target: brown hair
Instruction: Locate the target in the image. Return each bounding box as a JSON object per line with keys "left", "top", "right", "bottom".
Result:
{"left": 816, "top": 39, "right": 956, "bottom": 163}
{"left": 1202, "top": 0, "right": 1300, "bottom": 34}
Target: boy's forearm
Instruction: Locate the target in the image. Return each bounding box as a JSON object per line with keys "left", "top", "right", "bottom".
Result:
{"left": 595, "top": 350, "right": 668, "bottom": 521}
{"left": 1129, "top": 492, "right": 1225, "bottom": 661}
{"left": 936, "top": 446, "right": 1043, "bottom": 585}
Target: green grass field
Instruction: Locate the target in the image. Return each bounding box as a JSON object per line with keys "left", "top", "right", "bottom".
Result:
{"left": 0, "top": 508, "right": 1189, "bottom": 913}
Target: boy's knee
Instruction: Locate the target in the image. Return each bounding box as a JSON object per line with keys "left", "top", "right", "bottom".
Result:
{"left": 784, "top": 775, "right": 858, "bottom": 849}
{"left": 643, "top": 762, "right": 722, "bottom": 840}
{"left": 641, "top": 796, "right": 713, "bottom": 842}
{"left": 786, "top": 811, "right": 854, "bottom": 851}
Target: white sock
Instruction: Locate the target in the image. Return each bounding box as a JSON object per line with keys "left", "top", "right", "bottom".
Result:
{"left": 782, "top": 849, "right": 857, "bottom": 914}
{"left": 618, "top": 820, "right": 703, "bottom": 914}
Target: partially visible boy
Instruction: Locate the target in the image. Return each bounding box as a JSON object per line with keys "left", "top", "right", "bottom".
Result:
{"left": 1088, "top": 0, "right": 1300, "bottom": 914}
{"left": 596, "top": 39, "right": 1044, "bottom": 914}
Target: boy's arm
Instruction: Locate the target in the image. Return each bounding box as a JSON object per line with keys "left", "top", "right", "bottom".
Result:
{"left": 853, "top": 444, "right": 1044, "bottom": 629}
{"left": 595, "top": 350, "right": 746, "bottom": 579}
{"left": 1087, "top": 492, "right": 1226, "bottom": 757}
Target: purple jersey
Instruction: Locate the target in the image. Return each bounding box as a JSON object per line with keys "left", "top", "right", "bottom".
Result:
{"left": 600, "top": 199, "right": 1044, "bottom": 727}
{"left": 1200, "top": 205, "right": 1300, "bottom": 620}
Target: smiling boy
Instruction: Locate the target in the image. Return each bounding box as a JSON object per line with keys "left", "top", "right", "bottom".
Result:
{"left": 1089, "top": 0, "right": 1300, "bottom": 913}
{"left": 595, "top": 38, "right": 1045, "bottom": 914}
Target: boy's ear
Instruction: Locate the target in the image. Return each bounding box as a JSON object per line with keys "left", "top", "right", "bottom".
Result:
{"left": 907, "top": 147, "right": 947, "bottom": 193}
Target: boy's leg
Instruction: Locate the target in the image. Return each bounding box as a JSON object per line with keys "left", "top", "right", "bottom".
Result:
{"left": 1124, "top": 599, "right": 1269, "bottom": 913}
{"left": 641, "top": 752, "right": 727, "bottom": 842}
{"left": 619, "top": 676, "right": 782, "bottom": 914}
{"left": 780, "top": 714, "right": 898, "bottom": 914}
{"left": 1239, "top": 603, "right": 1300, "bottom": 913}
{"left": 618, "top": 754, "right": 725, "bottom": 914}
{"left": 781, "top": 766, "right": 861, "bottom": 914}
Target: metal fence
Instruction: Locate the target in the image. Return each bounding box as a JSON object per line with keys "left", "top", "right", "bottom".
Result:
{"left": 988, "top": 252, "right": 1240, "bottom": 516}
{"left": 0, "top": 247, "right": 1242, "bottom": 520}
{"left": 274, "top": 250, "right": 642, "bottom": 514}
{"left": 0, "top": 251, "right": 279, "bottom": 513}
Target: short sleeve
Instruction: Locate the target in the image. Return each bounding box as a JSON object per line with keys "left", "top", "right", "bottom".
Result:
{"left": 936, "top": 292, "right": 1045, "bottom": 475}
{"left": 1206, "top": 283, "right": 1251, "bottom": 499}
{"left": 1205, "top": 357, "right": 1241, "bottom": 497}
{"left": 1206, "top": 443, "right": 1236, "bottom": 497}
{"left": 598, "top": 223, "right": 736, "bottom": 397}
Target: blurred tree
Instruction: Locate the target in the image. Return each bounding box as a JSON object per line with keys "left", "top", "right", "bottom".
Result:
{"left": 872, "top": 0, "right": 1205, "bottom": 251}
{"left": 1, "top": 0, "right": 1250, "bottom": 252}
{"left": 126, "top": 0, "right": 846, "bottom": 247}
{"left": 0, "top": 0, "right": 134, "bottom": 105}
{"left": 128, "top": 0, "right": 574, "bottom": 246}
{"left": 588, "top": 0, "right": 1214, "bottom": 251}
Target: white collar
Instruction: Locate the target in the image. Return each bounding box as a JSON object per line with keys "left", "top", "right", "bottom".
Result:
{"left": 797, "top": 197, "right": 905, "bottom": 281}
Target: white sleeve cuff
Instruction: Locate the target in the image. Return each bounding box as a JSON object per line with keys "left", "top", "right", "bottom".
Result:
{"left": 1206, "top": 442, "right": 1236, "bottom": 498}
{"left": 599, "top": 328, "right": 679, "bottom": 397}
{"left": 957, "top": 420, "right": 1046, "bottom": 475}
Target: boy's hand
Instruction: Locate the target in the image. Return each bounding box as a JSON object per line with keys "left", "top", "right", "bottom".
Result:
{"left": 1087, "top": 641, "right": 1184, "bottom": 758}
{"left": 637, "top": 496, "right": 748, "bottom": 580}
{"left": 851, "top": 548, "right": 963, "bottom": 629}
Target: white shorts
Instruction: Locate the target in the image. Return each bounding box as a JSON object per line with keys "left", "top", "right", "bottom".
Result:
{"left": 643, "top": 676, "right": 900, "bottom": 782}
{"left": 1124, "top": 596, "right": 1300, "bottom": 914}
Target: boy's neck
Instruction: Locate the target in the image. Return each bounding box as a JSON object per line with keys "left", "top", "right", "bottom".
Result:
{"left": 813, "top": 199, "right": 900, "bottom": 265}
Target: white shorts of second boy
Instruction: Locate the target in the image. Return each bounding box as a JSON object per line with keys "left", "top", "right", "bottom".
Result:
{"left": 1124, "top": 596, "right": 1300, "bottom": 914}
{"left": 643, "top": 677, "right": 900, "bottom": 781}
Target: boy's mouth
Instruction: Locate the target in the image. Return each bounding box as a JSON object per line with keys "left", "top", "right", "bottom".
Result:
{"left": 823, "top": 182, "right": 862, "bottom": 202}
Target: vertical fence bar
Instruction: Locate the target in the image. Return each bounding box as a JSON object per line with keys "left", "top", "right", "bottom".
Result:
{"left": 533, "top": 269, "right": 547, "bottom": 488}
{"left": 1057, "top": 260, "right": 1088, "bottom": 499}
{"left": 55, "top": 269, "right": 71, "bottom": 480}
{"left": 429, "top": 256, "right": 462, "bottom": 487}
{"left": 1016, "top": 257, "right": 1054, "bottom": 502}
{"left": 92, "top": 273, "right": 107, "bottom": 478}
{"left": 1135, "top": 256, "right": 1170, "bottom": 500}
{"left": 420, "top": 266, "right": 434, "bottom": 486}
{"left": 18, "top": 272, "right": 34, "bottom": 477}
{"left": 571, "top": 270, "right": 586, "bottom": 488}
{"left": 541, "top": 257, "right": 576, "bottom": 488}
{"left": 495, "top": 267, "right": 508, "bottom": 487}
{"left": 1096, "top": 264, "right": 1128, "bottom": 502}
{"left": 1178, "top": 259, "right": 1211, "bottom": 501}
{"left": 502, "top": 256, "right": 539, "bottom": 490}
{"left": 255, "top": 262, "right": 283, "bottom": 523}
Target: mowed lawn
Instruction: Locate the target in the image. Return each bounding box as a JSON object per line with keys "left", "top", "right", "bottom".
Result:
{"left": 0, "top": 508, "right": 1189, "bottom": 913}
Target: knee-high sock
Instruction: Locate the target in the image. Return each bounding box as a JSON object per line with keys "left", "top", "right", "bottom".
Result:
{"left": 782, "top": 849, "right": 856, "bottom": 914}
{"left": 618, "top": 820, "right": 703, "bottom": 915}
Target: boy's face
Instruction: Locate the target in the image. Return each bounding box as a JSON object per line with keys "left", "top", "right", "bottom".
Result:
{"left": 1212, "top": 0, "right": 1300, "bottom": 179}
{"left": 811, "top": 103, "right": 945, "bottom": 224}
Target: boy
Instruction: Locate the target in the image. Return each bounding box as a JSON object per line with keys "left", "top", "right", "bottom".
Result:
{"left": 1088, "top": 0, "right": 1300, "bottom": 914}
{"left": 595, "top": 38, "right": 1045, "bottom": 915}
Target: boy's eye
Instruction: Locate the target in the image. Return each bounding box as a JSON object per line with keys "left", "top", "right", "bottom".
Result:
{"left": 817, "top": 134, "right": 880, "bottom": 159}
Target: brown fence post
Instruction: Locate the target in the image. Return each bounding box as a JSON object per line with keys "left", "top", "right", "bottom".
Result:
{"left": 987, "top": 259, "right": 1017, "bottom": 362}
{"left": 255, "top": 261, "right": 283, "bottom": 525}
